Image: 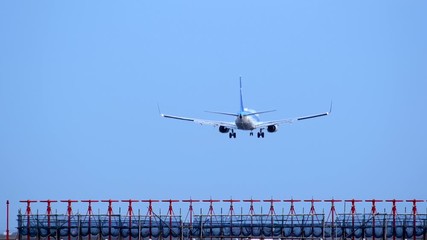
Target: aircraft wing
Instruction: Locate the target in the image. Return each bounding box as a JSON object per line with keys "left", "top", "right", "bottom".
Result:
{"left": 255, "top": 106, "right": 331, "bottom": 129}
{"left": 161, "top": 113, "right": 237, "bottom": 129}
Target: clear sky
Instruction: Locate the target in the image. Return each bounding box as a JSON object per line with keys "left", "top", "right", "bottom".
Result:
{"left": 1, "top": 0, "right": 427, "bottom": 231}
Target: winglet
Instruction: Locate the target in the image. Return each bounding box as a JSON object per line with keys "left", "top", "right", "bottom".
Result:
{"left": 157, "top": 103, "right": 164, "bottom": 117}
{"left": 328, "top": 101, "right": 333, "bottom": 115}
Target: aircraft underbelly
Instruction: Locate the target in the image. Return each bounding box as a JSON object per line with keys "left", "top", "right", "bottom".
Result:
{"left": 235, "top": 117, "right": 255, "bottom": 130}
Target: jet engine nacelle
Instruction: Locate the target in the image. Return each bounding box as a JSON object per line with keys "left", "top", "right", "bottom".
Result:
{"left": 267, "top": 125, "right": 279, "bottom": 133}
{"left": 219, "top": 126, "right": 230, "bottom": 133}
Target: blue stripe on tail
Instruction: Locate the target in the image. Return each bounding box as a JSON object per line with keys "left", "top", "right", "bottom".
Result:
{"left": 239, "top": 77, "right": 244, "bottom": 112}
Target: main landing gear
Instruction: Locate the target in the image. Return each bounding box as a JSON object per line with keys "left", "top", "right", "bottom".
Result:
{"left": 257, "top": 129, "right": 265, "bottom": 138}
{"left": 229, "top": 129, "right": 236, "bottom": 138}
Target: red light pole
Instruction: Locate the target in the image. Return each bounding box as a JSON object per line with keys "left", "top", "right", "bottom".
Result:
{"left": 264, "top": 198, "right": 280, "bottom": 237}
{"left": 122, "top": 200, "right": 139, "bottom": 240}
{"left": 366, "top": 199, "right": 383, "bottom": 240}
{"left": 20, "top": 200, "right": 37, "bottom": 240}
{"left": 202, "top": 198, "right": 220, "bottom": 240}
{"left": 223, "top": 198, "right": 240, "bottom": 237}
{"left": 162, "top": 199, "right": 179, "bottom": 240}
{"left": 406, "top": 199, "right": 424, "bottom": 240}
{"left": 101, "top": 200, "right": 118, "bottom": 240}
{"left": 325, "top": 199, "right": 342, "bottom": 240}
{"left": 243, "top": 198, "right": 260, "bottom": 235}
{"left": 40, "top": 200, "right": 57, "bottom": 240}
{"left": 304, "top": 198, "right": 322, "bottom": 239}
{"left": 284, "top": 199, "right": 301, "bottom": 215}
{"left": 81, "top": 200, "right": 99, "bottom": 240}
{"left": 345, "top": 199, "right": 362, "bottom": 240}
{"left": 284, "top": 199, "right": 301, "bottom": 240}
{"left": 385, "top": 199, "right": 403, "bottom": 240}
{"left": 243, "top": 198, "right": 260, "bottom": 216}
{"left": 141, "top": 199, "right": 159, "bottom": 240}
{"left": 304, "top": 198, "right": 321, "bottom": 215}
{"left": 263, "top": 198, "right": 281, "bottom": 215}
{"left": 183, "top": 199, "right": 199, "bottom": 228}
{"left": 60, "top": 200, "right": 78, "bottom": 240}
{"left": 183, "top": 199, "right": 200, "bottom": 238}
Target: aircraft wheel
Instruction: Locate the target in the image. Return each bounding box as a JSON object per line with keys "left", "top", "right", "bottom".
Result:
{"left": 261, "top": 132, "right": 265, "bottom": 138}
{"left": 229, "top": 133, "right": 232, "bottom": 138}
{"left": 250, "top": 132, "right": 253, "bottom": 136}
{"left": 257, "top": 132, "right": 260, "bottom": 138}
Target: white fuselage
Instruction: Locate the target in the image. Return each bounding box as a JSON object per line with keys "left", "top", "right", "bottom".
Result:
{"left": 235, "top": 115, "right": 257, "bottom": 130}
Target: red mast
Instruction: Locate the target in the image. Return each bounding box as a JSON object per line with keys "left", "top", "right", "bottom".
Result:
{"left": 81, "top": 200, "right": 99, "bottom": 240}
{"left": 284, "top": 199, "right": 301, "bottom": 215}
{"left": 162, "top": 199, "right": 179, "bottom": 240}
{"left": 365, "top": 199, "right": 383, "bottom": 240}
{"left": 101, "top": 199, "right": 118, "bottom": 240}
{"left": 243, "top": 198, "right": 260, "bottom": 216}
{"left": 325, "top": 199, "right": 342, "bottom": 240}
{"left": 141, "top": 199, "right": 159, "bottom": 240}
{"left": 304, "top": 198, "right": 322, "bottom": 215}
{"left": 19, "top": 200, "right": 37, "bottom": 240}
{"left": 406, "top": 199, "right": 424, "bottom": 240}
{"left": 202, "top": 198, "right": 220, "bottom": 240}
{"left": 224, "top": 198, "right": 240, "bottom": 237}
{"left": 40, "top": 200, "right": 57, "bottom": 240}
{"left": 386, "top": 199, "right": 403, "bottom": 240}
{"left": 182, "top": 198, "right": 200, "bottom": 237}
{"left": 345, "top": 199, "right": 362, "bottom": 240}
{"left": 60, "top": 200, "right": 78, "bottom": 240}
{"left": 263, "top": 198, "right": 281, "bottom": 215}
{"left": 122, "top": 200, "right": 139, "bottom": 240}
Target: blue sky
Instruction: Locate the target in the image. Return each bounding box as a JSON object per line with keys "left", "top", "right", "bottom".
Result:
{"left": 1, "top": 1, "right": 427, "bottom": 231}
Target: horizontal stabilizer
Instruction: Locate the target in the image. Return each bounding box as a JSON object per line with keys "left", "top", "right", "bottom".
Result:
{"left": 244, "top": 110, "right": 276, "bottom": 116}
{"left": 205, "top": 111, "right": 239, "bottom": 117}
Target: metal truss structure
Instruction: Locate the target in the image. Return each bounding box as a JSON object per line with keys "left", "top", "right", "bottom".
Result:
{"left": 12, "top": 199, "right": 427, "bottom": 240}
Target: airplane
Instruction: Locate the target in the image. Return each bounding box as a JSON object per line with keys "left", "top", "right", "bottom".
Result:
{"left": 159, "top": 78, "right": 331, "bottom": 138}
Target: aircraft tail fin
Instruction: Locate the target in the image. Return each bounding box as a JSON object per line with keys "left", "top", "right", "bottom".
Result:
{"left": 239, "top": 77, "right": 244, "bottom": 112}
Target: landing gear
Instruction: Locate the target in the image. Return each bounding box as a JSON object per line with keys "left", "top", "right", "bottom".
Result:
{"left": 229, "top": 130, "right": 236, "bottom": 138}
{"left": 250, "top": 132, "right": 254, "bottom": 136}
{"left": 257, "top": 129, "right": 265, "bottom": 138}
